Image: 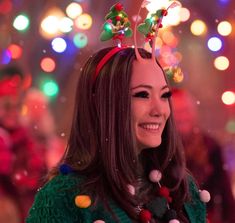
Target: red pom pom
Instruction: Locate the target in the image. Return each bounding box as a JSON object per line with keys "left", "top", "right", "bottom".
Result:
{"left": 114, "top": 3, "right": 123, "bottom": 11}
{"left": 139, "top": 209, "right": 152, "bottom": 223}
{"left": 159, "top": 186, "right": 172, "bottom": 203}
{"left": 115, "top": 16, "right": 121, "bottom": 21}
{"left": 159, "top": 23, "right": 163, "bottom": 28}
{"left": 159, "top": 186, "right": 170, "bottom": 197}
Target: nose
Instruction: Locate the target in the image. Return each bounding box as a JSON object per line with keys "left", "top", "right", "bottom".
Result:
{"left": 149, "top": 97, "right": 163, "bottom": 117}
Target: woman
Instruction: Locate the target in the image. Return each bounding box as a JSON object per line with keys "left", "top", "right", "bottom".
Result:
{"left": 26, "top": 47, "right": 208, "bottom": 223}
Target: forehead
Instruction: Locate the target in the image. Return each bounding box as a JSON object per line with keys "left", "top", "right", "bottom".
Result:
{"left": 131, "top": 59, "right": 167, "bottom": 87}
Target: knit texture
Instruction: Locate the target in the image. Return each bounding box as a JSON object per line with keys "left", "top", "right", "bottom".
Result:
{"left": 184, "top": 176, "right": 207, "bottom": 223}
{"left": 26, "top": 173, "right": 206, "bottom": 222}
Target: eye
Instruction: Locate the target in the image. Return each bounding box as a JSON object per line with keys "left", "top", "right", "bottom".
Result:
{"left": 161, "top": 91, "right": 172, "bottom": 99}
{"left": 132, "top": 91, "right": 149, "bottom": 98}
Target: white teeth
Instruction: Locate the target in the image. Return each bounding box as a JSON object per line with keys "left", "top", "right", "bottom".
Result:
{"left": 140, "top": 124, "right": 160, "bottom": 130}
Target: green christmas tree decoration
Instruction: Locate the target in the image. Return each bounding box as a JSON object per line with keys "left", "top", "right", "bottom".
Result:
{"left": 137, "top": 8, "right": 167, "bottom": 42}
{"left": 100, "top": 2, "right": 133, "bottom": 42}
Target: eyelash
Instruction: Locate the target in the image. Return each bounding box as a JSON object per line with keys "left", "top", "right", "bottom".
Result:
{"left": 132, "top": 91, "right": 172, "bottom": 99}
{"left": 133, "top": 91, "right": 149, "bottom": 98}
{"left": 162, "top": 91, "right": 172, "bottom": 99}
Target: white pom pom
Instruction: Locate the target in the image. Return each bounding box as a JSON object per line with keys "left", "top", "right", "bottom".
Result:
{"left": 127, "top": 184, "right": 135, "bottom": 195}
{"left": 199, "top": 190, "right": 211, "bottom": 203}
{"left": 149, "top": 169, "right": 162, "bottom": 183}
{"left": 169, "top": 220, "right": 180, "bottom": 223}
{"left": 93, "top": 220, "right": 105, "bottom": 223}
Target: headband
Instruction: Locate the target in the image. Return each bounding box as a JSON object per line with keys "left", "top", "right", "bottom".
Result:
{"left": 93, "top": 1, "right": 180, "bottom": 82}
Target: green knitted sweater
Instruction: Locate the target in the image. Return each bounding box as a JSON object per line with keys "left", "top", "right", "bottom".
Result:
{"left": 26, "top": 173, "right": 206, "bottom": 223}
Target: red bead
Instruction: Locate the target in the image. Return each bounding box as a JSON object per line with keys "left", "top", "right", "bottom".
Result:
{"left": 139, "top": 209, "right": 152, "bottom": 223}
{"left": 159, "top": 23, "right": 163, "bottom": 28}
{"left": 114, "top": 3, "right": 123, "bottom": 11}
{"left": 162, "top": 9, "right": 168, "bottom": 16}
{"left": 115, "top": 16, "right": 121, "bottom": 21}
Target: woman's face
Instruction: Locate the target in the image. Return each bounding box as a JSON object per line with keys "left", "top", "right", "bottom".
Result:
{"left": 130, "top": 60, "right": 171, "bottom": 151}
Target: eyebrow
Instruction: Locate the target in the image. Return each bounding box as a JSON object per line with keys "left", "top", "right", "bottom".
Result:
{"left": 130, "top": 84, "right": 169, "bottom": 90}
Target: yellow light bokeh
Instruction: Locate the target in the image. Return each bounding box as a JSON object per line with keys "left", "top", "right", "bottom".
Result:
{"left": 75, "top": 13, "right": 92, "bottom": 30}
{"left": 221, "top": 91, "right": 235, "bottom": 105}
{"left": 217, "top": 21, "right": 232, "bottom": 36}
{"left": 59, "top": 17, "right": 73, "bottom": 33}
{"left": 214, "top": 56, "right": 229, "bottom": 71}
{"left": 162, "top": 30, "right": 178, "bottom": 47}
{"left": 190, "top": 20, "right": 207, "bottom": 36}
{"left": 66, "top": 2, "right": 83, "bottom": 19}
{"left": 179, "top": 7, "right": 190, "bottom": 22}
{"left": 41, "top": 16, "right": 59, "bottom": 35}
{"left": 40, "top": 7, "right": 65, "bottom": 39}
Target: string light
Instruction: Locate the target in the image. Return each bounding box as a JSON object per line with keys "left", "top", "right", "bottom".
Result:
{"left": 8, "top": 44, "right": 22, "bottom": 59}
{"left": 221, "top": 91, "right": 235, "bottom": 105}
{"left": 66, "top": 2, "right": 83, "bottom": 19}
{"left": 40, "top": 57, "right": 56, "bottom": 73}
{"left": 51, "top": 38, "right": 67, "bottom": 53}
{"left": 190, "top": 20, "right": 207, "bottom": 36}
{"left": 207, "top": 37, "right": 222, "bottom": 52}
{"left": 13, "top": 14, "right": 30, "bottom": 31}
{"left": 75, "top": 13, "right": 92, "bottom": 30}
{"left": 217, "top": 21, "right": 232, "bottom": 36}
{"left": 214, "top": 56, "right": 229, "bottom": 70}
{"left": 73, "top": 33, "right": 88, "bottom": 48}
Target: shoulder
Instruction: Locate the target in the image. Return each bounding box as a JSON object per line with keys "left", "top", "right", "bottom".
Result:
{"left": 26, "top": 173, "right": 88, "bottom": 223}
{"left": 184, "top": 175, "right": 207, "bottom": 223}
{"left": 26, "top": 173, "right": 131, "bottom": 223}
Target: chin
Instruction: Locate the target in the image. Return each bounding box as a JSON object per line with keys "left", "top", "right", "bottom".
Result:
{"left": 138, "top": 138, "right": 162, "bottom": 150}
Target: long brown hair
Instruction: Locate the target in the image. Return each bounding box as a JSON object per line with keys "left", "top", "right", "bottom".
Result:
{"left": 58, "top": 47, "right": 189, "bottom": 220}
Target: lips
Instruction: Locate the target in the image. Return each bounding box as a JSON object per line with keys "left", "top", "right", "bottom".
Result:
{"left": 139, "top": 123, "right": 161, "bottom": 131}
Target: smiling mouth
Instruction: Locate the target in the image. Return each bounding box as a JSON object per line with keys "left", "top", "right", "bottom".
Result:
{"left": 139, "top": 123, "right": 160, "bottom": 131}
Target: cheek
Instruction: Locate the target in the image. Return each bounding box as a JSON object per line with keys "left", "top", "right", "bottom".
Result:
{"left": 131, "top": 101, "right": 145, "bottom": 124}
{"left": 164, "top": 102, "right": 171, "bottom": 121}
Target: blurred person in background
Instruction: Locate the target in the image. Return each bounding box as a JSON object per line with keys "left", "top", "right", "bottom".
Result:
{"left": 172, "top": 88, "right": 235, "bottom": 223}
{"left": 21, "top": 88, "right": 66, "bottom": 169}
{"left": 0, "top": 127, "right": 21, "bottom": 223}
{"left": 0, "top": 65, "right": 47, "bottom": 222}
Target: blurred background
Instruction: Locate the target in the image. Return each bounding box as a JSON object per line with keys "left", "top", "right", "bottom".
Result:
{"left": 0, "top": 0, "right": 235, "bottom": 222}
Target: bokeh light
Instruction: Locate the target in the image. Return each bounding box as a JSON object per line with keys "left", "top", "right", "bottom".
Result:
{"left": 40, "top": 57, "right": 56, "bottom": 72}
{"left": 162, "top": 31, "right": 178, "bottom": 48}
{"left": 41, "top": 16, "right": 60, "bottom": 36}
{"left": 214, "top": 56, "right": 229, "bottom": 70}
{"left": 8, "top": 44, "right": 22, "bottom": 59}
{"left": 0, "top": 49, "right": 11, "bottom": 64}
{"left": 59, "top": 17, "right": 73, "bottom": 33}
{"left": 75, "top": 13, "right": 92, "bottom": 30}
{"left": 190, "top": 20, "right": 207, "bottom": 36}
{"left": 221, "top": 91, "right": 235, "bottom": 105}
{"left": 51, "top": 38, "right": 67, "bottom": 53}
{"left": 179, "top": 7, "right": 190, "bottom": 22}
{"left": 73, "top": 33, "right": 88, "bottom": 48}
{"left": 41, "top": 79, "right": 59, "bottom": 98}
{"left": 217, "top": 21, "right": 232, "bottom": 36}
{"left": 207, "top": 37, "right": 222, "bottom": 52}
{"left": 13, "top": 14, "right": 30, "bottom": 31}
{"left": 226, "top": 119, "right": 235, "bottom": 134}
{"left": 219, "top": 0, "right": 230, "bottom": 4}
{"left": 66, "top": 2, "right": 83, "bottom": 19}
{"left": 40, "top": 8, "right": 65, "bottom": 39}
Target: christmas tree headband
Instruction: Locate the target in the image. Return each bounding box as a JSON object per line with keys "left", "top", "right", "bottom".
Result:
{"left": 94, "top": 1, "right": 180, "bottom": 81}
